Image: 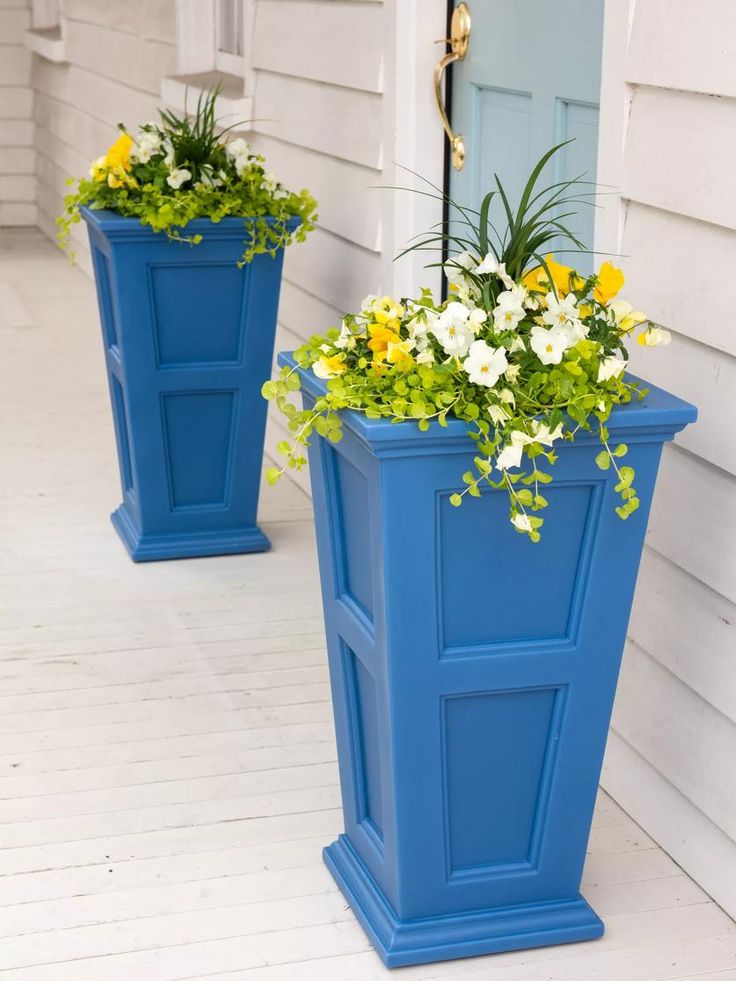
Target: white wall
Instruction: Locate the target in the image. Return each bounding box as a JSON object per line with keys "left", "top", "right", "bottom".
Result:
{"left": 31, "top": 0, "right": 177, "bottom": 260}
{"left": 596, "top": 0, "right": 736, "bottom": 919}
{"left": 0, "top": 0, "right": 34, "bottom": 226}
{"left": 250, "top": 0, "right": 444, "bottom": 489}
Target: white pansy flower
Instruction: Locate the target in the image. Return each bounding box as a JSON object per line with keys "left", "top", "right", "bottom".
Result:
{"left": 162, "top": 141, "right": 175, "bottom": 168}
{"left": 476, "top": 254, "right": 516, "bottom": 289}
{"left": 542, "top": 291, "right": 586, "bottom": 344}
{"left": 529, "top": 323, "right": 571, "bottom": 366}
{"left": 431, "top": 301, "right": 477, "bottom": 358}
{"left": 462, "top": 340, "right": 508, "bottom": 388}
{"left": 361, "top": 294, "right": 378, "bottom": 312}
{"left": 416, "top": 348, "right": 436, "bottom": 364}
{"left": 496, "top": 441, "right": 524, "bottom": 471}
{"left": 637, "top": 326, "right": 671, "bottom": 347}
{"left": 444, "top": 251, "right": 476, "bottom": 284}
{"left": 542, "top": 291, "right": 579, "bottom": 327}
{"left": 335, "top": 320, "right": 359, "bottom": 350}
{"left": 498, "top": 387, "right": 515, "bottom": 405}
{"left": 130, "top": 131, "right": 162, "bottom": 164}
{"left": 509, "top": 335, "right": 526, "bottom": 353}
{"left": 598, "top": 355, "right": 627, "bottom": 383}
{"left": 488, "top": 404, "right": 508, "bottom": 426}
{"left": 226, "top": 137, "right": 251, "bottom": 160}
{"left": 610, "top": 300, "right": 647, "bottom": 333}
{"left": 493, "top": 288, "right": 526, "bottom": 332}
{"left": 512, "top": 513, "right": 533, "bottom": 533}
{"left": 261, "top": 170, "right": 279, "bottom": 193}
{"left": 531, "top": 420, "right": 564, "bottom": 446}
{"left": 89, "top": 155, "right": 106, "bottom": 177}
{"left": 166, "top": 168, "right": 192, "bottom": 190}
{"left": 504, "top": 363, "right": 521, "bottom": 383}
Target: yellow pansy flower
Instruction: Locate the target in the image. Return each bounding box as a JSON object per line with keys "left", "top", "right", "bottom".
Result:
{"left": 312, "top": 353, "right": 347, "bottom": 379}
{"left": 522, "top": 254, "right": 583, "bottom": 297}
{"left": 593, "top": 261, "right": 624, "bottom": 304}
{"left": 104, "top": 132, "right": 133, "bottom": 172}
{"left": 371, "top": 296, "right": 404, "bottom": 331}
{"left": 386, "top": 340, "right": 414, "bottom": 365}
{"left": 107, "top": 173, "right": 124, "bottom": 189}
{"left": 610, "top": 299, "right": 646, "bottom": 333}
{"left": 89, "top": 155, "right": 107, "bottom": 182}
{"left": 367, "top": 322, "right": 402, "bottom": 359}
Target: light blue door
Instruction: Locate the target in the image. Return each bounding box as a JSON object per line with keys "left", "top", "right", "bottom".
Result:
{"left": 447, "top": 0, "right": 605, "bottom": 273}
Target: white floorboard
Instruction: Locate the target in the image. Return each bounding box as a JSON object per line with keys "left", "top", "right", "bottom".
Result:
{"left": 0, "top": 228, "right": 734, "bottom": 979}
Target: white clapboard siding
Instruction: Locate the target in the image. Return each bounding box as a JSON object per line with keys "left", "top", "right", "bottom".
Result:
{"left": 251, "top": 0, "right": 384, "bottom": 93}
{"left": 64, "top": 19, "right": 176, "bottom": 95}
{"left": 0, "top": 0, "right": 33, "bottom": 223}
{"left": 646, "top": 444, "right": 736, "bottom": 618}
{"left": 254, "top": 71, "right": 383, "bottom": 169}
{"left": 613, "top": 643, "right": 736, "bottom": 841}
{"left": 282, "top": 226, "right": 380, "bottom": 314}
{"left": 253, "top": 134, "right": 382, "bottom": 251}
{"left": 624, "top": 86, "right": 736, "bottom": 230}
{"left": 601, "top": 0, "right": 736, "bottom": 920}
{"left": 629, "top": 332, "right": 736, "bottom": 476}
{"left": 30, "top": 4, "right": 178, "bottom": 248}
{"left": 626, "top": 0, "right": 736, "bottom": 99}
{"left": 622, "top": 202, "right": 736, "bottom": 358}
{"left": 629, "top": 548, "right": 736, "bottom": 726}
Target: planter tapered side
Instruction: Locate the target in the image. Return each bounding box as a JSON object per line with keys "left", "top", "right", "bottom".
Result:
{"left": 280, "top": 351, "right": 696, "bottom": 968}
{"left": 84, "top": 208, "right": 296, "bottom": 561}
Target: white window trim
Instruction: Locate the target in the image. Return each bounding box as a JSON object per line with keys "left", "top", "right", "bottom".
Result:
{"left": 24, "top": 0, "right": 66, "bottom": 63}
{"left": 163, "top": 0, "right": 254, "bottom": 128}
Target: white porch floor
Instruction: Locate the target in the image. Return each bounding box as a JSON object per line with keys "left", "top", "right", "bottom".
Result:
{"left": 0, "top": 227, "right": 735, "bottom": 981}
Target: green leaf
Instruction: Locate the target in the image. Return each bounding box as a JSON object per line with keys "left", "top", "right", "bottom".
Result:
{"left": 613, "top": 443, "right": 628, "bottom": 458}
{"left": 595, "top": 450, "right": 611, "bottom": 471}
{"left": 449, "top": 493, "right": 462, "bottom": 507}
{"left": 265, "top": 466, "right": 282, "bottom": 486}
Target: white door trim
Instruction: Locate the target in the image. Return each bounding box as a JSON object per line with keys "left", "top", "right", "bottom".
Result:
{"left": 381, "top": 0, "right": 447, "bottom": 299}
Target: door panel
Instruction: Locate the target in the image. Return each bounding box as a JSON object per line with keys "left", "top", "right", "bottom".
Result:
{"left": 448, "top": 0, "right": 605, "bottom": 272}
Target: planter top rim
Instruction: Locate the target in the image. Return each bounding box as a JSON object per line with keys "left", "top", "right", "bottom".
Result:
{"left": 278, "top": 351, "right": 697, "bottom": 450}
{"left": 81, "top": 206, "right": 300, "bottom": 238}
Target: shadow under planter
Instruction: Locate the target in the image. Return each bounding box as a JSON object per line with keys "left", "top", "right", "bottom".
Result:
{"left": 84, "top": 208, "right": 297, "bottom": 561}
{"left": 280, "top": 351, "right": 696, "bottom": 968}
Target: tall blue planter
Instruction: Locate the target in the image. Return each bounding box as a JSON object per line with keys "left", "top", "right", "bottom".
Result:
{"left": 84, "top": 208, "right": 296, "bottom": 561}
{"left": 281, "top": 352, "right": 695, "bottom": 968}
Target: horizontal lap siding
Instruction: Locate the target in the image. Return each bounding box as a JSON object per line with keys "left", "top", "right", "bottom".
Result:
{"left": 252, "top": 0, "right": 386, "bottom": 489}
{"left": 0, "top": 0, "right": 34, "bottom": 225}
{"left": 602, "top": 0, "right": 736, "bottom": 918}
{"left": 31, "top": 0, "right": 177, "bottom": 259}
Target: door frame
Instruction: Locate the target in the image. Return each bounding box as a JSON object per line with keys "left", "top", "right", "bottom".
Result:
{"left": 391, "top": 0, "right": 632, "bottom": 293}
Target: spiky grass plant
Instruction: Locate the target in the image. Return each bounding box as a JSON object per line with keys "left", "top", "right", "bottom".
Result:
{"left": 263, "top": 143, "right": 671, "bottom": 540}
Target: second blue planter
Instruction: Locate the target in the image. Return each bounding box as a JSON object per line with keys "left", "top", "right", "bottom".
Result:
{"left": 282, "top": 351, "right": 695, "bottom": 968}
{"left": 84, "top": 208, "right": 296, "bottom": 561}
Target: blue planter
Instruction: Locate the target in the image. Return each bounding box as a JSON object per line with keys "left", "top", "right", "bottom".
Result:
{"left": 84, "top": 208, "right": 296, "bottom": 561}
{"left": 280, "top": 351, "right": 695, "bottom": 967}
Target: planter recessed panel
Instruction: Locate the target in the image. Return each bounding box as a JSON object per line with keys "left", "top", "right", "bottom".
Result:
{"left": 85, "top": 209, "right": 296, "bottom": 561}
{"left": 439, "top": 481, "right": 599, "bottom": 650}
{"left": 282, "top": 351, "right": 696, "bottom": 967}
{"left": 149, "top": 262, "right": 247, "bottom": 367}
{"left": 443, "top": 685, "right": 562, "bottom": 875}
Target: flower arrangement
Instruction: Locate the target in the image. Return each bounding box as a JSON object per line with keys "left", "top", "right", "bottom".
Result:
{"left": 58, "top": 86, "right": 317, "bottom": 264}
{"left": 263, "top": 146, "right": 671, "bottom": 542}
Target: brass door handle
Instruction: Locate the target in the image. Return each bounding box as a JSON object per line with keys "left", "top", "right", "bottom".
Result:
{"left": 434, "top": 3, "right": 471, "bottom": 171}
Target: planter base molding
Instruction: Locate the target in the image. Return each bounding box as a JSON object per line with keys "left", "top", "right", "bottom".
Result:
{"left": 325, "top": 836, "right": 603, "bottom": 968}
{"left": 111, "top": 506, "right": 270, "bottom": 562}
